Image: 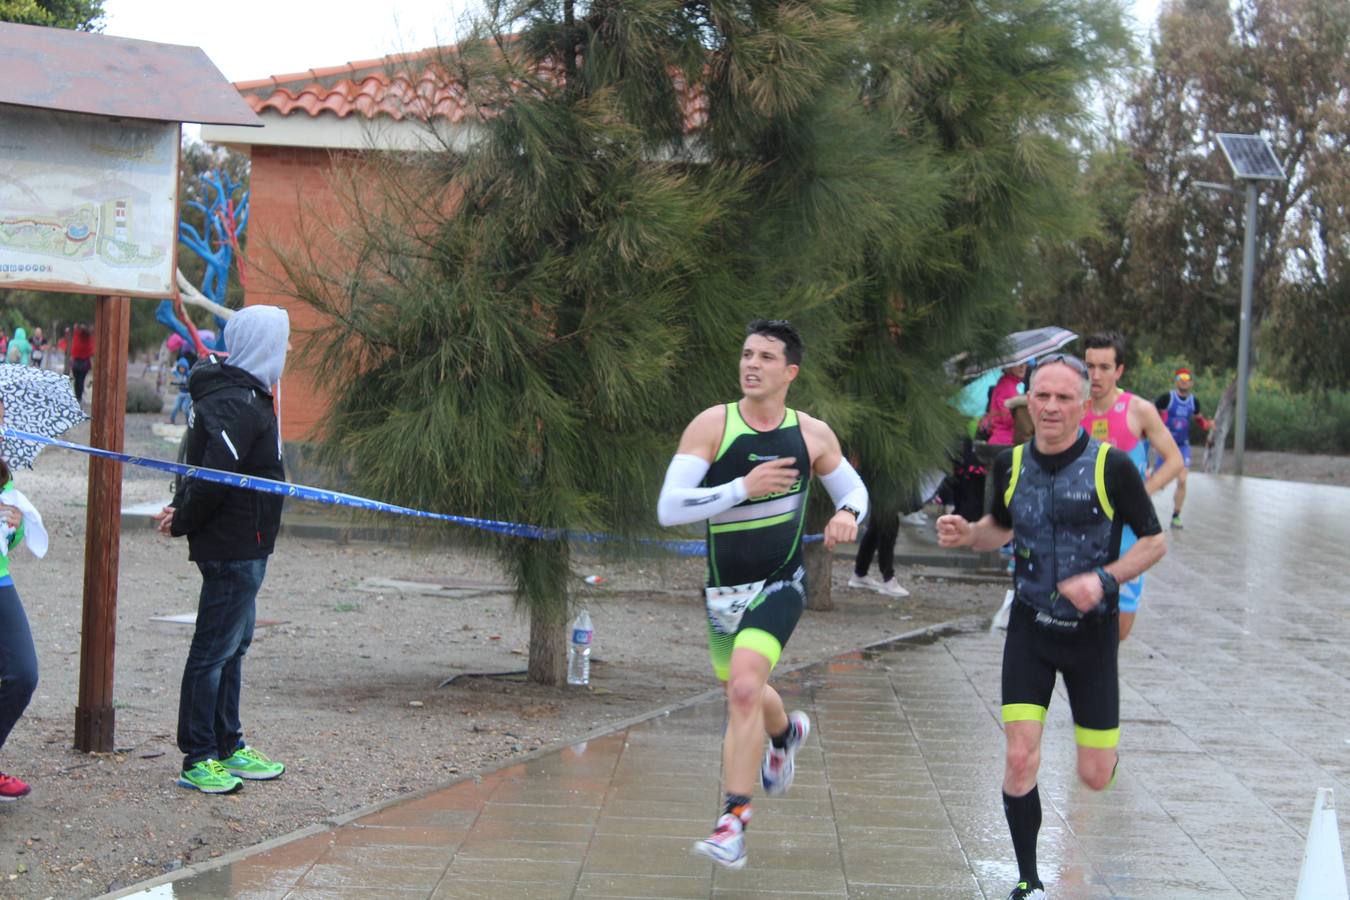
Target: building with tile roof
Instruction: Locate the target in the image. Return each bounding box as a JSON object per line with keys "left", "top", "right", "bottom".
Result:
{"left": 202, "top": 48, "right": 706, "bottom": 442}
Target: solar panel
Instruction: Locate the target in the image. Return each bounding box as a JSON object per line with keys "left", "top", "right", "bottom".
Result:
{"left": 1216, "top": 134, "right": 1287, "bottom": 181}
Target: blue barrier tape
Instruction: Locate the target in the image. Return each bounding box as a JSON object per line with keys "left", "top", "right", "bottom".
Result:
{"left": 4, "top": 428, "right": 823, "bottom": 554}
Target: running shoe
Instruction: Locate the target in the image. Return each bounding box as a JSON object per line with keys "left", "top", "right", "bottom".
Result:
{"left": 847, "top": 574, "right": 879, "bottom": 590}
{"left": 1007, "top": 881, "right": 1046, "bottom": 899}
{"left": 220, "top": 745, "right": 285, "bottom": 780}
{"left": 692, "top": 812, "right": 747, "bottom": 869}
{"left": 761, "top": 711, "right": 810, "bottom": 796}
{"left": 876, "top": 577, "right": 911, "bottom": 598}
{"left": 0, "top": 772, "right": 31, "bottom": 801}
{"left": 178, "top": 759, "right": 243, "bottom": 794}
{"left": 992, "top": 589, "right": 1014, "bottom": 631}
{"left": 1170, "top": 514, "right": 1184, "bottom": 529}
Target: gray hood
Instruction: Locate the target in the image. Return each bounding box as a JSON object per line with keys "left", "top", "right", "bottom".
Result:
{"left": 223, "top": 305, "right": 289, "bottom": 389}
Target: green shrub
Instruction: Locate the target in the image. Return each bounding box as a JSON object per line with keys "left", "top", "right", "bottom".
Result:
{"left": 1126, "top": 354, "right": 1350, "bottom": 453}
{"left": 1246, "top": 387, "right": 1350, "bottom": 454}
{"left": 125, "top": 380, "right": 164, "bottom": 414}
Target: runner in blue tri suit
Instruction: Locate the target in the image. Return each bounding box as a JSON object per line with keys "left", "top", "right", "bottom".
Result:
{"left": 1154, "top": 368, "right": 1210, "bottom": 529}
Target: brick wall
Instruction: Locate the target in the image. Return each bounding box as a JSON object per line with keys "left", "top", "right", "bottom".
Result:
{"left": 244, "top": 145, "right": 347, "bottom": 443}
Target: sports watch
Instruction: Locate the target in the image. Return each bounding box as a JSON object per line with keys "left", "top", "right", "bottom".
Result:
{"left": 840, "top": 505, "right": 862, "bottom": 519}
{"left": 1093, "top": 566, "right": 1119, "bottom": 596}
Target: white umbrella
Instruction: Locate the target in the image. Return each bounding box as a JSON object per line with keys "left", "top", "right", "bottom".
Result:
{"left": 0, "top": 365, "right": 89, "bottom": 468}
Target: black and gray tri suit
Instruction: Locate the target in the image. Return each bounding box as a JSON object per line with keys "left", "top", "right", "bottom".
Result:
{"left": 701, "top": 402, "right": 811, "bottom": 680}
{"left": 989, "top": 429, "right": 1161, "bottom": 745}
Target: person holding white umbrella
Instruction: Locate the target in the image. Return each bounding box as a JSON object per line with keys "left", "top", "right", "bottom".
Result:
{"left": 0, "top": 366, "right": 79, "bottom": 803}
{"left": 0, "top": 397, "right": 40, "bottom": 802}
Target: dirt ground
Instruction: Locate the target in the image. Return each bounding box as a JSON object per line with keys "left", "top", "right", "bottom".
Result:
{"left": 0, "top": 412, "right": 1011, "bottom": 900}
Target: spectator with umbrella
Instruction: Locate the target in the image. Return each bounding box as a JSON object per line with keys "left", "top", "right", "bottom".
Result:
{"left": 0, "top": 365, "right": 89, "bottom": 801}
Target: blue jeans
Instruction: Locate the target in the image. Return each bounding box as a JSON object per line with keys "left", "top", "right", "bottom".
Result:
{"left": 169, "top": 393, "right": 192, "bottom": 424}
{"left": 0, "top": 584, "right": 38, "bottom": 753}
{"left": 177, "top": 558, "right": 267, "bottom": 769}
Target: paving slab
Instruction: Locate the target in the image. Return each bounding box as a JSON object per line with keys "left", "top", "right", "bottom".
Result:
{"left": 107, "top": 474, "right": 1350, "bottom": 899}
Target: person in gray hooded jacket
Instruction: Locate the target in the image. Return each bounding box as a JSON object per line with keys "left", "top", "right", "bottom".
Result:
{"left": 154, "top": 306, "right": 290, "bottom": 794}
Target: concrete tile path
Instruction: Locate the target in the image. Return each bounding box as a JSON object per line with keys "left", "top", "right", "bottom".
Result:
{"left": 110, "top": 474, "right": 1350, "bottom": 899}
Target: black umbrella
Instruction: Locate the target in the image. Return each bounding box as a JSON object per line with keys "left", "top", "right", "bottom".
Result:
{"left": 949, "top": 326, "right": 1078, "bottom": 380}
{"left": 0, "top": 365, "right": 90, "bottom": 468}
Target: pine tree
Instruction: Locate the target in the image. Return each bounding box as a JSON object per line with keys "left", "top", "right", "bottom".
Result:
{"left": 283, "top": 0, "right": 1133, "bottom": 680}
{"left": 286, "top": 2, "right": 738, "bottom": 684}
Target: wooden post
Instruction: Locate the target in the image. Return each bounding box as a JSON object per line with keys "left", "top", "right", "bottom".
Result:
{"left": 74, "top": 296, "right": 130, "bottom": 753}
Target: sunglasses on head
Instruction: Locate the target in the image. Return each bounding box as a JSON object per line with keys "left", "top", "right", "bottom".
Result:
{"left": 1032, "top": 353, "right": 1088, "bottom": 376}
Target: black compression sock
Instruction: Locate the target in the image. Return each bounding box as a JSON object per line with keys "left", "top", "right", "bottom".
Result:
{"left": 1003, "top": 785, "right": 1042, "bottom": 887}
{"left": 770, "top": 720, "right": 793, "bottom": 749}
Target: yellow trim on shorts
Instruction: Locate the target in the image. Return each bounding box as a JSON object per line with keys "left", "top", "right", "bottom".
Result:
{"left": 1074, "top": 724, "right": 1120, "bottom": 748}
{"left": 734, "top": 628, "right": 783, "bottom": 669}
{"left": 1095, "top": 442, "right": 1114, "bottom": 520}
{"left": 1001, "top": 703, "right": 1047, "bottom": 724}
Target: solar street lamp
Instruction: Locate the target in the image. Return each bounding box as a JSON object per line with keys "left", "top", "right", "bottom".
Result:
{"left": 1198, "top": 134, "right": 1286, "bottom": 476}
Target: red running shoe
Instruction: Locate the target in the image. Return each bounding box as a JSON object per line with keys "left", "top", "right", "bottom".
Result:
{"left": 0, "top": 772, "right": 31, "bottom": 801}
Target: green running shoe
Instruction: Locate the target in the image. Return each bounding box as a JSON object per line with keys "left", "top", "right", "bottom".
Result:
{"left": 1170, "top": 513, "right": 1184, "bottom": 529}
{"left": 220, "top": 745, "right": 285, "bottom": 780}
{"left": 178, "top": 759, "right": 243, "bottom": 794}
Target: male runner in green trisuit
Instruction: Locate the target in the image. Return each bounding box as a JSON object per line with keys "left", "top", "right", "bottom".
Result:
{"left": 658, "top": 319, "right": 865, "bottom": 870}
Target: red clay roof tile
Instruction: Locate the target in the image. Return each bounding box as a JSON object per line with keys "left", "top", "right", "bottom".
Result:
{"left": 234, "top": 46, "right": 706, "bottom": 131}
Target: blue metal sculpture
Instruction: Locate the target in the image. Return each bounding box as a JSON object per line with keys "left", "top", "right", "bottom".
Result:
{"left": 162, "top": 168, "right": 249, "bottom": 354}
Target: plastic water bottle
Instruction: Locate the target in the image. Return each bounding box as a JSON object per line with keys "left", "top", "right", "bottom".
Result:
{"left": 567, "top": 610, "right": 593, "bottom": 686}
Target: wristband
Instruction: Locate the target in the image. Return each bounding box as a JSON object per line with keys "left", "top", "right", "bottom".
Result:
{"left": 840, "top": 505, "right": 861, "bottom": 520}
{"left": 1094, "top": 566, "right": 1119, "bottom": 596}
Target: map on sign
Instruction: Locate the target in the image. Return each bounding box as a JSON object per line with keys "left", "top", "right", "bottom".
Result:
{"left": 1216, "top": 133, "right": 1287, "bottom": 182}
{"left": 0, "top": 105, "right": 179, "bottom": 297}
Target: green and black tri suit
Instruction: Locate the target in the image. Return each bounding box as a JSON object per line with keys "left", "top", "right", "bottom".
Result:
{"left": 701, "top": 402, "right": 810, "bottom": 681}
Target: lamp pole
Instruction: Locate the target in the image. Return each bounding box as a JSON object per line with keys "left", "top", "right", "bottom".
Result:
{"left": 1234, "top": 180, "right": 1258, "bottom": 476}
{"left": 1194, "top": 178, "right": 1260, "bottom": 477}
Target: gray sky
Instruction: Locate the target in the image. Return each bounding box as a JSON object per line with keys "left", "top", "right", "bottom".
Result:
{"left": 103, "top": 0, "right": 1162, "bottom": 86}
{"left": 101, "top": 0, "right": 475, "bottom": 83}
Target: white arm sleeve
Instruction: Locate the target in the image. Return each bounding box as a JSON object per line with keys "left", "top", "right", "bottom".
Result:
{"left": 819, "top": 457, "right": 869, "bottom": 523}
{"left": 656, "top": 454, "right": 748, "bottom": 526}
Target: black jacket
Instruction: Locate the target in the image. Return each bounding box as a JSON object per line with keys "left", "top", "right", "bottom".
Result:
{"left": 169, "top": 360, "right": 285, "bottom": 561}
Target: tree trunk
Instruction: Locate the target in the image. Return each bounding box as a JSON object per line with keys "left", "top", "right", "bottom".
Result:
{"left": 527, "top": 599, "right": 568, "bottom": 686}
{"left": 511, "top": 538, "right": 571, "bottom": 686}
{"left": 1204, "top": 377, "right": 1238, "bottom": 474}
{"left": 804, "top": 540, "right": 833, "bottom": 611}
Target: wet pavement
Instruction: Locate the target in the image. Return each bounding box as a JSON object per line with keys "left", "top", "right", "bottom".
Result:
{"left": 109, "top": 474, "right": 1350, "bottom": 899}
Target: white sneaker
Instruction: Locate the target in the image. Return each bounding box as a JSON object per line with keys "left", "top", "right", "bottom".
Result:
{"left": 761, "top": 711, "right": 810, "bottom": 796}
{"left": 847, "top": 574, "right": 879, "bottom": 590}
{"left": 692, "top": 813, "right": 747, "bottom": 869}
{"left": 876, "top": 577, "right": 910, "bottom": 598}
{"left": 992, "top": 589, "right": 1014, "bottom": 630}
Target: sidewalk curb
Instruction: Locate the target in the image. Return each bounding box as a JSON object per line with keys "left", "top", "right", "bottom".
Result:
{"left": 98, "top": 613, "right": 986, "bottom": 899}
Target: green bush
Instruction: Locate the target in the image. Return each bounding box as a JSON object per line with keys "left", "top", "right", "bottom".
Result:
{"left": 1127, "top": 353, "right": 1350, "bottom": 454}
{"left": 1246, "top": 387, "right": 1350, "bottom": 454}
{"left": 125, "top": 380, "right": 164, "bottom": 414}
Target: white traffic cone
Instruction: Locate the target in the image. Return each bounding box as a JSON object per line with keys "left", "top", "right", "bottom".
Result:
{"left": 1296, "top": 788, "right": 1349, "bottom": 900}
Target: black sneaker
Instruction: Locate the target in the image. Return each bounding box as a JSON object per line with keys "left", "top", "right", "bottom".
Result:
{"left": 1008, "top": 881, "right": 1045, "bottom": 900}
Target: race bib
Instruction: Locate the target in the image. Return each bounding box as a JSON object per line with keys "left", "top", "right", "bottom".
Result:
{"left": 704, "top": 580, "right": 765, "bottom": 635}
